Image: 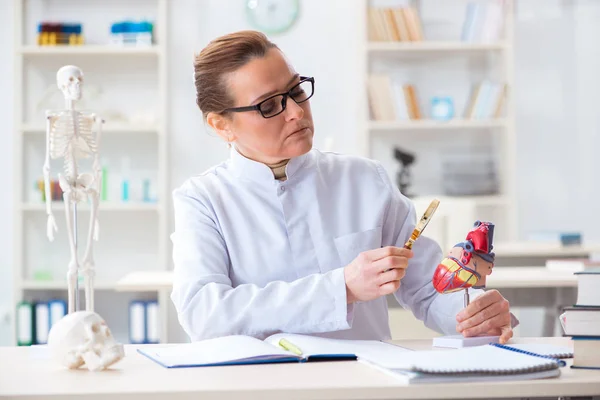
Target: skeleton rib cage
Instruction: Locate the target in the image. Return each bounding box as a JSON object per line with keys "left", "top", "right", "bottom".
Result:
{"left": 49, "top": 111, "right": 98, "bottom": 180}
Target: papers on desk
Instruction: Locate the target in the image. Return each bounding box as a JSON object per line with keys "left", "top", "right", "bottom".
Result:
{"left": 364, "top": 344, "right": 563, "bottom": 383}
{"left": 138, "top": 333, "right": 409, "bottom": 368}
{"left": 138, "top": 333, "right": 564, "bottom": 383}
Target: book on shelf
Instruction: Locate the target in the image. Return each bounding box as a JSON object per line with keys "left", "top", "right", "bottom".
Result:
{"left": 368, "top": 6, "right": 423, "bottom": 42}
{"left": 367, "top": 74, "right": 422, "bottom": 121}
{"left": 461, "top": 0, "right": 505, "bottom": 43}
{"left": 463, "top": 80, "right": 506, "bottom": 119}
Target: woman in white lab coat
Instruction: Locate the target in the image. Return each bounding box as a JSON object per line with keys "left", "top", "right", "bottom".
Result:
{"left": 171, "top": 31, "right": 514, "bottom": 343}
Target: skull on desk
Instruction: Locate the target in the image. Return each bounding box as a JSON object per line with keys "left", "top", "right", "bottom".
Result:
{"left": 433, "top": 221, "right": 496, "bottom": 293}
{"left": 47, "top": 311, "right": 124, "bottom": 371}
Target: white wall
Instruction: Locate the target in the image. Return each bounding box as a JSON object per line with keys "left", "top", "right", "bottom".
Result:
{"left": 514, "top": 0, "right": 600, "bottom": 242}
{"left": 1, "top": 0, "right": 600, "bottom": 344}
{"left": 0, "top": 0, "right": 15, "bottom": 345}
{"left": 168, "top": 0, "right": 362, "bottom": 190}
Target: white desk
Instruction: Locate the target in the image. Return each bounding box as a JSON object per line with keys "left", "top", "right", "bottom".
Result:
{"left": 116, "top": 270, "right": 173, "bottom": 291}
{"left": 487, "top": 267, "right": 577, "bottom": 337}
{"left": 1, "top": 337, "right": 598, "bottom": 400}
{"left": 486, "top": 267, "right": 577, "bottom": 288}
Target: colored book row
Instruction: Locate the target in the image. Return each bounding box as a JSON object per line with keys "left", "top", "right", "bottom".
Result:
{"left": 368, "top": 7, "right": 424, "bottom": 42}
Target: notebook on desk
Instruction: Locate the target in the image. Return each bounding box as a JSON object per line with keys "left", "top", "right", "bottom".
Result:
{"left": 362, "top": 343, "right": 564, "bottom": 384}
{"left": 138, "top": 333, "right": 410, "bottom": 368}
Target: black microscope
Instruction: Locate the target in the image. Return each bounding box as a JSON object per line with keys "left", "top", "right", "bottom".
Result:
{"left": 393, "top": 147, "right": 415, "bottom": 198}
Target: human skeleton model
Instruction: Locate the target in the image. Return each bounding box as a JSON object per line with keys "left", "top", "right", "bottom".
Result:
{"left": 44, "top": 65, "right": 102, "bottom": 315}
{"left": 433, "top": 221, "right": 496, "bottom": 307}
{"left": 45, "top": 66, "right": 124, "bottom": 371}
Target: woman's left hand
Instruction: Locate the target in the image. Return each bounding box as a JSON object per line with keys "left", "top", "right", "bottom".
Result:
{"left": 455, "top": 289, "right": 513, "bottom": 344}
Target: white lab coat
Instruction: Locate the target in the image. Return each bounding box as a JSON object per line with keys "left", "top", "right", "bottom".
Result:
{"left": 170, "top": 146, "right": 484, "bottom": 342}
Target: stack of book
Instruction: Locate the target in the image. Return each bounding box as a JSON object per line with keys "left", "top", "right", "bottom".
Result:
{"left": 463, "top": 80, "right": 506, "bottom": 119}
{"left": 368, "top": 7, "right": 424, "bottom": 42}
{"left": 367, "top": 75, "right": 421, "bottom": 121}
{"left": 560, "top": 269, "right": 600, "bottom": 369}
{"left": 461, "top": 0, "right": 505, "bottom": 43}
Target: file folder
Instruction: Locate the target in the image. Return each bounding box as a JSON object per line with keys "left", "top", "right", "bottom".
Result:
{"left": 16, "top": 301, "right": 33, "bottom": 346}
{"left": 129, "top": 300, "right": 146, "bottom": 344}
{"left": 48, "top": 299, "right": 67, "bottom": 328}
{"left": 145, "top": 301, "right": 160, "bottom": 344}
{"left": 34, "top": 302, "right": 50, "bottom": 345}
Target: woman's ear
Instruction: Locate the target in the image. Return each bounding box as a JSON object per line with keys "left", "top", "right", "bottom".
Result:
{"left": 207, "top": 112, "right": 236, "bottom": 144}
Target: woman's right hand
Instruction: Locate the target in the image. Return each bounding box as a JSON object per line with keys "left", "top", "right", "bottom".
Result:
{"left": 343, "top": 246, "right": 413, "bottom": 303}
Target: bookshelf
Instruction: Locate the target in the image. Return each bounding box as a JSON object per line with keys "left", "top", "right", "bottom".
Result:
{"left": 367, "top": 41, "right": 507, "bottom": 53}
{"left": 18, "top": 45, "right": 162, "bottom": 56}
{"left": 368, "top": 119, "right": 506, "bottom": 131}
{"left": 12, "top": 0, "right": 170, "bottom": 345}
{"left": 359, "top": 0, "right": 517, "bottom": 250}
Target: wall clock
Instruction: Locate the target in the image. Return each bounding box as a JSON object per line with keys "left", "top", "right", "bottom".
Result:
{"left": 246, "top": 0, "right": 300, "bottom": 34}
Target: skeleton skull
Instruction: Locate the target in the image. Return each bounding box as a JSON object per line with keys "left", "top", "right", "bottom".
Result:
{"left": 56, "top": 65, "right": 84, "bottom": 101}
{"left": 47, "top": 311, "right": 124, "bottom": 371}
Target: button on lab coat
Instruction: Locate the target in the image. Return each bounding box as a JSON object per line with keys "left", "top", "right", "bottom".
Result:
{"left": 170, "top": 147, "right": 483, "bottom": 341}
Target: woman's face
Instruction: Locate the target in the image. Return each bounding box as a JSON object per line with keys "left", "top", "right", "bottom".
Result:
{"left": 220, "top": 48, "right": 314, "bottom": 164}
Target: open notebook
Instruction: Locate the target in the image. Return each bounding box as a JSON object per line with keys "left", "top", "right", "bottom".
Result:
{"left": 137, "top": 333, "right": 410, "bottom": 368}
{"left": 362, "top": 343, "right": 564, "bottom": 384}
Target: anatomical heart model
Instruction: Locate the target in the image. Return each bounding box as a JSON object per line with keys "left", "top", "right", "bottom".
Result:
{"left": 433, "top": 221, "right": 495, "bottom": 305}
{"left": 44, "top": 65, "right": 124, "bottom": 370}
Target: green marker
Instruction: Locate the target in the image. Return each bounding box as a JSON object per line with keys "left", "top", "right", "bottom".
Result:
{"left": 278, "top": 338, "right": 303, "bottom": 356}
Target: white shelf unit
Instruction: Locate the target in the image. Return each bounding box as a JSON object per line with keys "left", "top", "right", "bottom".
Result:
{"left": 18, "top": 45, "right": 163, "bottom": 56}
{"left": 359, "top": 0, "right": 517, "bottom": 249}
{"left": 368, "top": 119, "right": 506, "bottom": 131}
{"left": 21, "top": 123, "right": 160, "bottom": 134}
{"left": 20, "top": 202, "right": 161, "bottom": 212}
{"left": 12, "top": 0, "right": 169, "bottom": 345}
{"left": 367, "top": 41, "right": 507, "bottom": 52}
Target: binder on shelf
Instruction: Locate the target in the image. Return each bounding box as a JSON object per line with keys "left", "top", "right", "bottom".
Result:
{"left": 129, "top": 300, "right": 146, "bottom": 344}
{"left": 129, "top": 300, "right": 160, "bottom": 344}
{"left": 48, "top": 299, "right": 67, "bottom": 328}
{"left": 34, "top": 302, "right": 50, "bottom": 345}
{"left": 16, "top": 301, "right": 33, "bottom": 346}
{"left": 145, "top": 301, "right": 160, "bottom": 344}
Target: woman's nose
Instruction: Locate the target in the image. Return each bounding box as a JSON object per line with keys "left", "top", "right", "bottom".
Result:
{"left": 284, "top": 98, "right": 304, "bottom": 121}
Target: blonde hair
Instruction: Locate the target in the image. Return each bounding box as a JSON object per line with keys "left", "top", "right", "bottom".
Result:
{"left": 193, "top": 30, "right": 279, "bottom": 120}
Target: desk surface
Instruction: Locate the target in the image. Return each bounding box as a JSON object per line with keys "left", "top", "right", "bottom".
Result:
{"left": 1, "top": 337, "right": 598, "bottom": 400}
{"left": 116, "top": 267, "right": 577, "bottom": 293}
{"left": 486, "top": 267, "right": 577, "bottom": 288}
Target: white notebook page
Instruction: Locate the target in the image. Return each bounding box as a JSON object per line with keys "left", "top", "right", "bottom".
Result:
{"left": 264, "top": 333, "right": 411, "bottom": 364}
{"left": 141, "top": 335, "right": 292, "bottom": 367}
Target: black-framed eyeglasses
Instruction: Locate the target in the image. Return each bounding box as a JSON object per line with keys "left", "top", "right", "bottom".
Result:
{"left": 223, "top": 76, "right": 315, "bottom": 119}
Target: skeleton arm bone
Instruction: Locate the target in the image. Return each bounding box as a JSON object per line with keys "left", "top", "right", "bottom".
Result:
{"left": 91, "top": 114, "right": 103, "bottom": 241}
{"left": 44, "top": 113, "right": 58, "bottom": 241}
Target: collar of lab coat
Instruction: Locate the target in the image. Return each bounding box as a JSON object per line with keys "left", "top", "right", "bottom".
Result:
{"left": 229, "top": 145, "right": 312, "bottom": 184}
